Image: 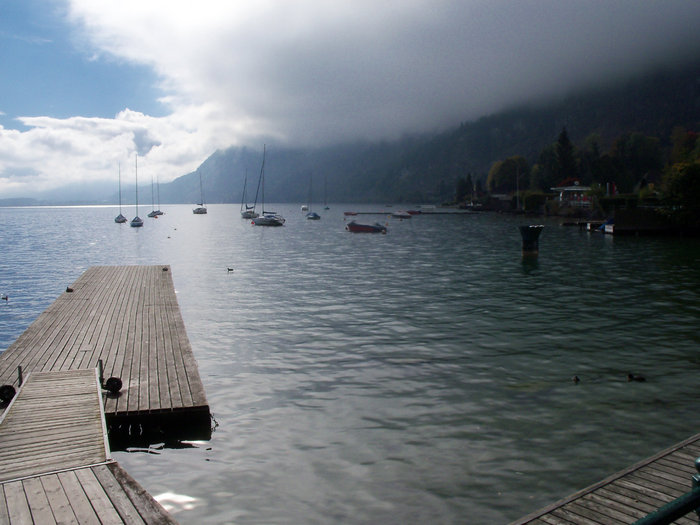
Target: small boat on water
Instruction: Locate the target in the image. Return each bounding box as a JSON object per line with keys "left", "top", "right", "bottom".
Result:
{"left": 346, "top": 220, "right": 387, "bottom": 233}
{"left": 305, "top": 174, "right": 320, "bottom": 220}
{"left": 193, "top": 171, "right": 207, "bottom": 214}
{"left": 391, "top": 211, "right": 411, "bottom": 219}
{"left": 147, "top": 176, "right": 159, "bottom": 218}
{"left": 153, "top": 175, "right": 164, "bottom": 216}
{"left": 240, "top": 169, "right": 259, "bottom": 219}
{"left": 130, "top": 155, "right": 143, "bottom": 228}
{"left": 251, "top": 145, "right": 285, "bottom": 226}
{"left": 114, "top": 163, "right": 127, "bottom": 223}
{"left": 252, "top": 212, "right": 286, "bottom": 226}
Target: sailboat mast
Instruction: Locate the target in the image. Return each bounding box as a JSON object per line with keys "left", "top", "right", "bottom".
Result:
{"left": 259, "top": 145, "right": 266, "bottom": 213}
{"left": 118, "top": 163, "right": 122, "bottom": 212}
{"left": 241, "top": 169, "right": 247, "bottom": 212}
{"left": 135, "top": 154, "right": 139, "bottom": 212}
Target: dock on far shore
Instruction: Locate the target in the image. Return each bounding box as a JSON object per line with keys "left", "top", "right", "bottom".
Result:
{"left": 0, "top": 265, "right": 211, "bottom": 524}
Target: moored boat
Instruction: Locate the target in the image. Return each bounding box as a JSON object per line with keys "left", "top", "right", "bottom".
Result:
{"left": 115, "top": 163, "right": 127, "bottom": 223}
{"left": 252, "top": 212, "right": 285, "bottom": 226}
{"left": 345, "top": 220, "right": 387, "bottom": 233}
{"left": 251, "top": 145, "right": 285, "bottom": 226}
{"left": 240, "top": 169, "right": 259, "bottom": 219}
{"left": 130, "top": 155, "right": 143, "bottom": 227}
{"left": 193, "top": 170, "right": 207, "bottom": 214}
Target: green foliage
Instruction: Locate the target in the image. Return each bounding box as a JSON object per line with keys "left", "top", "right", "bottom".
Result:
{"left": 487, "top": 156, "right": 528, "bottom": 193}
{"left": 555, "top": 127, "right": 578, "bottom": 183}
{"left": 455, "top": 173, "right": 474, "bottom": 202}
{"left": 522, "top": 192, "right": 547, "bottom": 213}
{"left": 662, "top": 162, "right": 700, "bottom": 227}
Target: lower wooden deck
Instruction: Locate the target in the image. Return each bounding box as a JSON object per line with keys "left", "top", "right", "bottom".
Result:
{"left": 0, "top": 369, "right": 109, "bottom": 483}
{"left": 0, "top": 368, "right": 176, "bottom": 524}
{"left": 0, "top": 266, "right": 210, "bottom": 437}
{"left": 511, "top": 433, "right": 700, "bottom": 524}
{"left": 0, "top": 462, "right": 176, "bottom": 525}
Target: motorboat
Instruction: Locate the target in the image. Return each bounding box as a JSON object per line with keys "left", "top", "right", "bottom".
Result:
{"left": 345, "top": 220, "right": 387, "bottom": 233}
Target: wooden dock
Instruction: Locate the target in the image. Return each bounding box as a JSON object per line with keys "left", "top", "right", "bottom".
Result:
{"left": 511, "top": 432, "right": 700, "bottom": 524}
{"left": 0, "top": 368, "right": 176, "bottom": 523}
{"left": 0, "top": 265, "right": 210, "bottom": 442}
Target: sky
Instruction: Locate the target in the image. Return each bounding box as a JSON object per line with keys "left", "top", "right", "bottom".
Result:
{"left": 2, "top": 0, "right": 700, "bottom": 198}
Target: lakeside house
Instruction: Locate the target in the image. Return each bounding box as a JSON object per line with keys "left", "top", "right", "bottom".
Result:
{"left": 550, "top": 181, "right": 592, "bottom": 207}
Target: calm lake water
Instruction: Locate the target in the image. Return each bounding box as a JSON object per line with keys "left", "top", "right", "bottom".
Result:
{"left": 1, "top": 204, "right": 700, "bottom": 524}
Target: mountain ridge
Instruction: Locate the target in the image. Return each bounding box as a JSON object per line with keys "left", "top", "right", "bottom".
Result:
{"left": 162, "top": 63, "right": 700, "bottom": 205}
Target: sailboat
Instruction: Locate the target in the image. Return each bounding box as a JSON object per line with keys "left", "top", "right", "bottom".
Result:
{"left": 240, "top": 169, "right": 259, "bottom": 219}
{"left": 193, "top": 171, "right": 207, "bottom": 214}
{"left": 305, "top": 173, "right": 320, "bottom": 220}
{"left": 130, "top": 155, "right": 144, "bottom": 227}
{"left": 147, "top": 176, "right": 158, "bottom": 218}
{"left": 324, "top": 174, "right": 330, "bottom": 210}
{"left": 152, "top": 175, "right": 164, "bottom": 216}
{"left": 251, "top": 145, "right": 285, "bottom": 226}
{"left": 114, "top": 163, "right": 127, "bottom": 223}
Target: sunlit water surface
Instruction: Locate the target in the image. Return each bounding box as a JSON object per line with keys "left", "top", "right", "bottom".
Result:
{"left": 1, "top": 204, "right": 699, "bottom": 524}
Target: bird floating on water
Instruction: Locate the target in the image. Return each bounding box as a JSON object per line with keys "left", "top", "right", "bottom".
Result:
{"left": 572, "top": 375, "right": 580, "bottom": 384}
{"left": 627, "top": 373, "right": 646, "bottom": 382}
{"left": 227, "top": 267, "right": 234, "bottom": 273}
{"left": 1, "top": 294, "right": 8, "bottom": 302}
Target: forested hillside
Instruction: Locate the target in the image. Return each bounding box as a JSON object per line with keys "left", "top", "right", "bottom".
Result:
{"left": 162, "top": 63, "right": 700, "bottom": 205}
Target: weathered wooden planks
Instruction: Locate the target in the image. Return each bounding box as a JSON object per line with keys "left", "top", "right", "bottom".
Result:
{"left": 0, "top": 266, "right": 209, "bottom": 429}
{"left": 0, "top": 463, "right": 177, "bottom": 525}
{"left": 510, "top": 432, "right": 700, "bottom": 525}
{"left": 0, "top": 266, "right": 198, "bottom": 523}
{"left": 0, "top": 369, "right": 109, "bottom": 483}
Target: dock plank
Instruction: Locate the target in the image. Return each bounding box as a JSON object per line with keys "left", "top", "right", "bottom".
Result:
{"left": 39, "top": 474, "right": 79, "bottom": 524}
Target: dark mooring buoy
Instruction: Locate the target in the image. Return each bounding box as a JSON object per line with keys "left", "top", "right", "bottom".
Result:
{"left": 519, "top": 224, "right": 544, "bottom": 256}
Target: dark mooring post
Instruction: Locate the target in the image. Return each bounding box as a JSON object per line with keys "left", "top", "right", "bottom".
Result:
{"left": 519, "top": 225, "right": 544, "bottom": 256}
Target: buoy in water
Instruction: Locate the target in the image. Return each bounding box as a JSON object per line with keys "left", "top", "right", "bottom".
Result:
{"left": 519, "top": 225, "right": 544, "bottom": 256}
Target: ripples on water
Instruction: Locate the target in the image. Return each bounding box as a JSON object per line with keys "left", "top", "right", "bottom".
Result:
{"left": 1, "top": 204, "right": 700, "bottom": 524}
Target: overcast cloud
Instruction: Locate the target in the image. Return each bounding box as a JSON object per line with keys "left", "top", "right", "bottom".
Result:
{"left": 2, "top": 0, "right": 700, "bottom": 197}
